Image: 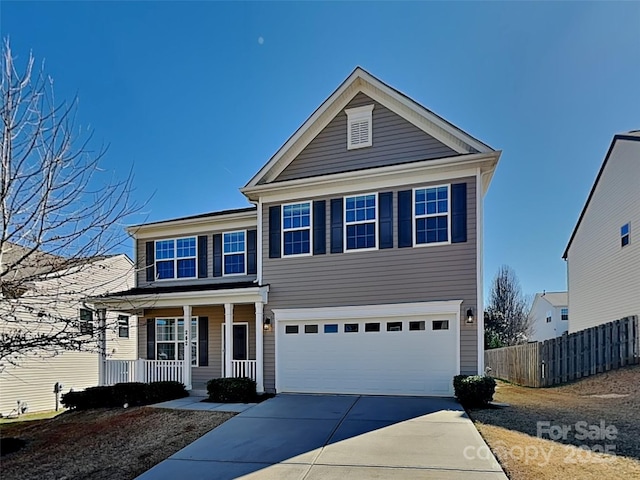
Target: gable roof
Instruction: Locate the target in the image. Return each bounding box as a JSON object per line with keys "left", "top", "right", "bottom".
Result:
{"left": 244, "top": 67, "right": 494, "bottom": 189}
{"left": 563, "top": 131, "right": 640, "bottom": 259}
{"left": 535, "top": 291, "right": 568, "bottom": 308}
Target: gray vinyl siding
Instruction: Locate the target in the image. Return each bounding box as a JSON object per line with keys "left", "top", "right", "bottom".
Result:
{"left": 262, "top": 176, "right": 478, "bottom": 388}
{"left": 274, "top": 92, "right": 458, "bottom": 182}
{"left": 139, "top": 305, "right": 257, "bottom": 391}
{"left": 136, "top": 229, "right": 256, "bottom": 288}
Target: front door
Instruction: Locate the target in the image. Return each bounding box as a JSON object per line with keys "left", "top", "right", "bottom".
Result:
{"left": 222, "top": 323, "right": 248, "bottom": 375}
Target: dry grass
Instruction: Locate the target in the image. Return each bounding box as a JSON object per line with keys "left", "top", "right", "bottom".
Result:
{"left": 0, "top": 407, "right": 234, "bottom": 480}
{"left": 470, "top": 364, "right": 640, "bottom": 479}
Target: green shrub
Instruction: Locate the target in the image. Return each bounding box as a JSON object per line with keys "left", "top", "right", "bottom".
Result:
{"left": 207, "top": 377, "right": 256, "bottom": 403}
{"left": 453, "top": 375, "right": 496, "bottom": 408}
{"left": 61, "top": 381, "right": 188, "bottom": 410}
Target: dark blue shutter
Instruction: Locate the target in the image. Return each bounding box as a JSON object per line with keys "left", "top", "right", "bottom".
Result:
{"left": 197, "top": 235, "right": 208, "bottom": 278}
{"left": 198, "top": 317, "right": 208, "bottom": 366}
{"left": 379, "top": 192, "right": 393, "bottom": 249}
{"left": 213, "top": 234, "right": 222, "bottom": 277}
{"left": 398, "top": 190, "right": 412, "bottom": 248}
{"left": 313, "top": 200, "right": 326, "bottom": 255}
{"left": 451, "top": 182, "right": 467, "bottom": 243}
{"left": 330, "top": 198, "right": 343, "bottom": 254}
{"left": 145, "top": 241, "right": 155, "bottom": 281}
{"left": 247, "top": 229, "right": 257, "bottom": 274}
{"left": 269, "top": 206, "right": 281, "bottom": 258}
{"left": 146, "top": 319, "right": 156, "bottom": 360}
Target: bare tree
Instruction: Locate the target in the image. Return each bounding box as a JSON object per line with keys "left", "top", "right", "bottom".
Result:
{"left": 0, "top": 39, "right": 140, "bottom": 367}
{"left": 485, "top": 265, "right": 531, "bottom": 348}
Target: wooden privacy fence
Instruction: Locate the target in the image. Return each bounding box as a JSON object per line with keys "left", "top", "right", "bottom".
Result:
{"left": 485, "top": 316, "right": 639, "bottom": 387}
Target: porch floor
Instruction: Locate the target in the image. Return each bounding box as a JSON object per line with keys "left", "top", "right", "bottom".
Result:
{"left": 151, "top": 396, "right": 257, "bottom": 413}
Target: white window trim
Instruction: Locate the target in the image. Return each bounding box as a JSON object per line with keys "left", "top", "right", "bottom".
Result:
{"left": 621, "top": 222, "right": 630, "bottom": 248}
{"left": 412, "top": 184, "right": 452, "bottom": 247}
{"left": 345, "top": 104, "right": 374, "bottom": 150}
{"left": 223, "top": 230, "right": 248, "bottom": 276}
{"left": 155, "top": 236, "right": 198, "bottom": 281}
{"left": 156, "top": 317, "right": 198, "bottom": 366}
{"left": 281, "top": 201, "right": 313, "bottom": 258}
{"left": 79, "top": 308, "right": 94, "bottom": 335}
{"left": 344, "top": 192, "right": 379, "bottom": 252}
{"left": 118, "top": 315, "right": 130, "bottom": 338}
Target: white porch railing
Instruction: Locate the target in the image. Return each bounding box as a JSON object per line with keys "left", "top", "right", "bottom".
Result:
{"left": 231, "top": 360, "right": 257, "bottom": 381}
{"left": 103, "top": 359, "right": 184, "bottom": 386}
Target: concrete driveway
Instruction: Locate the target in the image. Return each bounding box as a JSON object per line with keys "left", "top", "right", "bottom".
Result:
{"left": 137, "top": 395, "right": 507, "bottom": 479}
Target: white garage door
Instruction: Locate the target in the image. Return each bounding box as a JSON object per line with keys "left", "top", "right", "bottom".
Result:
{"left": 276, "top": 307, "right": 459, "bottom": 396}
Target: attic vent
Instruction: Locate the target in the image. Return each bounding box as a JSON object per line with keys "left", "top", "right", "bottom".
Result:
{"left": 345, "top": 105, "right": 374, "bottom": 150}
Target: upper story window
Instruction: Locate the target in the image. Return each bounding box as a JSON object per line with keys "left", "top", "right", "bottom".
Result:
{"left": 118, "top": 315, "right": 130, "bottom": 338}
{"left": 223, "top": 231, "right": 246, "bottom": 275}
{"left": 79, "top": 308, "right": 94, "bottom": 335}
{"left": 282, "top": 202, "right": 311, "bottom": 256}
{"left": 546, "top": 311, "right": 552, "bottom": 323}
{"left": 345, "top": 105, "right": 374, "bottom": 150}
{"left": 156, "top": 237, "right": 196, "bottom": 279}
{"left": 561, "top": 308, "right": 569, "bottom": 321}
{"left": 345, "top": 193, "right": 377, "bottom": 250}
{"left": 621, "top": 223, "right": 630, "bottom": 248}
{"left": 414, "top": 185, "right": 450, "bottom": 245}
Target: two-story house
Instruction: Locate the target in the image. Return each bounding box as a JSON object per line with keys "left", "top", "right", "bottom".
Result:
{"left": 527, "top": 291, "right": 569, "bottom": 342}
{"left": 563, "top": 131, "right": 640, "bottom": 333}
{"left": 94, "top": 68, "right": 500, "bottom": 397}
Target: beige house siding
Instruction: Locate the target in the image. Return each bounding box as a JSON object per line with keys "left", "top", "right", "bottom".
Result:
{"left": 274, "top": 92, "right": 458, "bottom": 182}
{"left": 567, "top": 138, "right": 640, "bottom": 332}
{"left": 0, "top": 255, "right": 137, "bottom": 415}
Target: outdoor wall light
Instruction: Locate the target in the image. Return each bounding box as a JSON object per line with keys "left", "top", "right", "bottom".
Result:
{"left": 263, "top": 317, "right": 272, "bottom": 332}
{"left": 466, "top": 308, "right": 475, "bottom": 324}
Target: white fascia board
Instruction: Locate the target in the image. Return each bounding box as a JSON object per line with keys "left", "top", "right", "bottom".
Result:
{"left": 129, "top": 211, "right": 258, "bottom": 240}
{"left": 244, "top": 152, "right": 500, "bottom": 204}
{"left": 272, "top": 300, "right": 463, "bottom": 322}
{"left": 91, "top": 286, "right": 269, "bottom": 311}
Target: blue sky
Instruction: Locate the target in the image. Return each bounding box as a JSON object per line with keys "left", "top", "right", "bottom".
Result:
{"left": 2, "top": 1, "right": 639, "bottom": 298}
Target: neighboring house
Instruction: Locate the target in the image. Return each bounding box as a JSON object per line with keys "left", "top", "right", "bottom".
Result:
{"left": 563, "top": 132, "right": 640, "bottom": 333}
{"left": 94, "top": 67, "right": 500, "bottom": 397}
{"left": 528, "top": 291, "right": 568, "bottom": 342}
{"left": 0, "top": 248, "right": 137, "bottom": 415}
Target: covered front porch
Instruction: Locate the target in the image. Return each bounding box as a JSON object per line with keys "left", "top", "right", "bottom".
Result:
{"left": 93, "top": 283, "right": 269, "bottom": 393}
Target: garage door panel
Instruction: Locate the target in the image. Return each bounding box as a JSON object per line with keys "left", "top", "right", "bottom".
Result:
{"left": 277, "top": 315, "right": 457, "bottom": 396}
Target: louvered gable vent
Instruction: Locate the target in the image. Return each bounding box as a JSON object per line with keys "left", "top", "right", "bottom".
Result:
{"left": 345, "top": 104, "right": 374, "bottom": 150}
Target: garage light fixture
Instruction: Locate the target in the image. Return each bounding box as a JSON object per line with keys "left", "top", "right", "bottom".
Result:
{"left": 466, "top": 308, "right": 474, "bottom": 324}
{"left": 263, "top": 317, "right": 272, "bottom": 332}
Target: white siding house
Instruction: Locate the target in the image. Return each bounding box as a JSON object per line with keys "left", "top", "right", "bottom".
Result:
{"left": 0, "top": 254, "right": 137, "bottom": 415}
{"left": 528, "top": 292, "right": 568, "bottom": 342}
{"left": 563, "top": 132, "right": 640, "bottom": 333}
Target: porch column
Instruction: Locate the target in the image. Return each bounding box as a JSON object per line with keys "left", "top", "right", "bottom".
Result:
{"left": 97, "top": 308, "right": 107, "bottom": 386}
{"left": 183, "top": 305, "right": 192, "bottom": 390}
{"left": 255, "top": 302, "right": 264, "bottom": 393}
{"left": 224, "top": 303, "right": 234, "bottom": 378}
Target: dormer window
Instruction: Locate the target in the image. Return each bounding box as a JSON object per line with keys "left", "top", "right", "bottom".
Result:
{"left": 345, "top": 105, "right": 374, "bottom": 150}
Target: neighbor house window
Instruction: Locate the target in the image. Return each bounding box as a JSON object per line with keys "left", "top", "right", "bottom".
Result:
{"left": 345, "top": 105, "right": 374, "bottom": 150}
{"left": 414, "top": 185, "right": 449, "bottom": 245}
{"left": 345, "top": 193, "right": 377, "bottom": 250}
{"left": 79, "top": 308, "right": 94, "bottom": 335}
{"left": 118, "top": 315, "right": 130, "bottom": 338}
{"left": 561, "top": 308, "right": 569, "bottom": 321}
{"left": 282, "top": 202, "right": 311, "bottom": 256}
{"left": 156, "top": 318, "right": 198, "bottom": 365}
{"left": 223, "top": 231, "right": 246, "bottom": 275}
{"left": 155, "top": 237, "right": 196, "bottom": 279}
{"left": 546, "top": 311, "right": 552, "bottom": 323}
{"left": 621, "top": 223, "right": 630, "bottom": 247}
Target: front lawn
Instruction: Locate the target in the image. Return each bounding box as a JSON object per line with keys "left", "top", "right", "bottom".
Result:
{"left": 470, "top": 364, "right": 640, "bottom": 479}
{"left": 0, "top": 407, "right": 234, "bottom": 480}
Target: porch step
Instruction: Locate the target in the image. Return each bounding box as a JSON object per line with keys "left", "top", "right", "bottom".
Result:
{"left": 190, "top": 389, "right": 207, "bottom": 397}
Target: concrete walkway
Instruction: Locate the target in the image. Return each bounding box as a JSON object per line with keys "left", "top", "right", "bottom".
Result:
{"left": 137, "top": 395, "right": 507, "bottom": 479}
{"left": 151, "top": 396, "right": 256, "bottom": 413}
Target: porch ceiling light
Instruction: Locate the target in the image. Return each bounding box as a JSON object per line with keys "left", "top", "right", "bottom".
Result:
{"left": 466, "top": 308, "right": 474, "bottom": 324}
{"left": 263, "top": 317, "right": 272, "bottom": 331}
